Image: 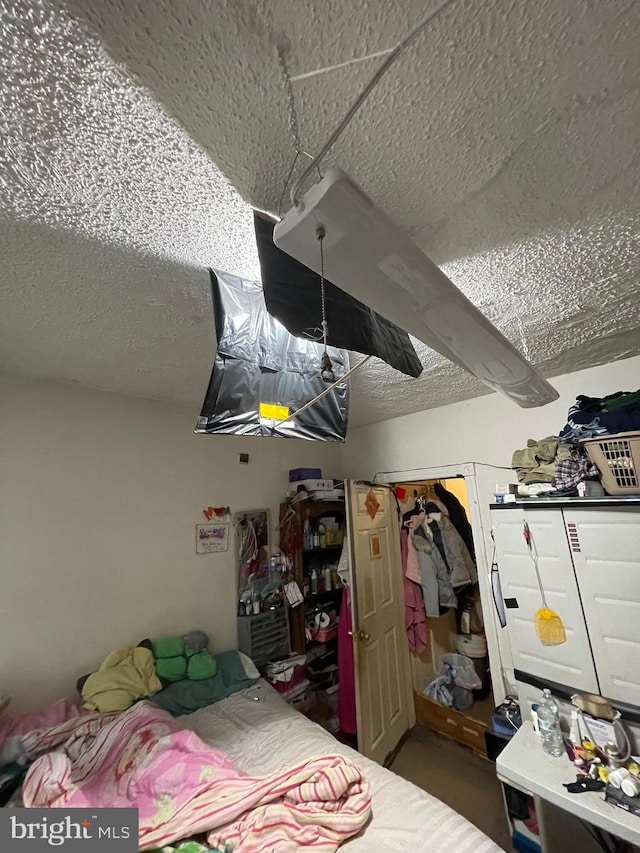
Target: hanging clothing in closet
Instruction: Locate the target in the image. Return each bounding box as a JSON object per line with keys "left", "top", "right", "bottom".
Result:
{"left": 423, "top": 502, "right": 478, "bottom": 587}
{"left": 433, "top": 482, "right": 476, "bottom": 561}
{"left": 400, "top": 528, "right": 428, "bottom": 654}
{"left": 400, "top": 490, "right": 482, "bottom": 634}
{"left": 412, "top": 523, "right": 457, "bottom": 618}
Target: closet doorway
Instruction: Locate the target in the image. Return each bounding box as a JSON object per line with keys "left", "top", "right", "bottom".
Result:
{"left": 374, "top": 463, "right": 509, "bottom": 753}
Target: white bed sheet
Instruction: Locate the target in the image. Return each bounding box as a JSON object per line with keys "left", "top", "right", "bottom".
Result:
{"left": 184, "top": 680, "right": 504, "bottom": 853}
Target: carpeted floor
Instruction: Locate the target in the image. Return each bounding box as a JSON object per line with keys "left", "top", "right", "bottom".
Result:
{"left": 390, "top": 724, "right": 512, "bottom": 851}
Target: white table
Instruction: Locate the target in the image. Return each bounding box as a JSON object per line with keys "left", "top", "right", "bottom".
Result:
{"left": 497, "top": 722, "right": 640, "bottom": 850}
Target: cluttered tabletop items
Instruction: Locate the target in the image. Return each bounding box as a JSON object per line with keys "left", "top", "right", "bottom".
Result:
{"left": 496, "top": 690, "right": 640, "bottom": 847}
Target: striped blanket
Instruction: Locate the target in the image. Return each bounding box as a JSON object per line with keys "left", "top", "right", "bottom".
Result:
{"left": 20, "top": 701, "right": 371, "bottom": 851}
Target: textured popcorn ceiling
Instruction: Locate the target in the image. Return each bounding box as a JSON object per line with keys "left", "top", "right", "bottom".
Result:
{"left": 1, "top": 0, "right": 639, "bottom": 428}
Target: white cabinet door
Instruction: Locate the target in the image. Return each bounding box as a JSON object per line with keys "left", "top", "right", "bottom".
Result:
{"left": 564, "top": 508, "right": 640, "bottom": 707}
{"left": 491, "top": 508, "right": 599, "bottom": 693}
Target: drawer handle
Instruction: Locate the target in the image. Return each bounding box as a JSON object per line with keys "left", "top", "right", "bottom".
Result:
{"left": 446, "top": 717, "right": 457, "bottom": 726}
{"left": 463, "top": 726, "right": 479, "bottom": 737}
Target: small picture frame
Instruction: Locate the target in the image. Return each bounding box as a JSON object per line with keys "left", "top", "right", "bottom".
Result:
{"left": 370, "top": 533, "right": 381, "bottom": 559}
{"left": 196, "top": 522, "right": 230, "bottom": 554}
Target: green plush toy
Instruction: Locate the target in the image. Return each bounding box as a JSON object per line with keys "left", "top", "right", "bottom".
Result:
{"left": 151, "top": 631, "right": 217, "bottom": 683}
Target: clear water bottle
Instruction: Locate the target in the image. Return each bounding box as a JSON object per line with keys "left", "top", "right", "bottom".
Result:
{"left": 538, "top": 688, "right": 564, "bottom": 757}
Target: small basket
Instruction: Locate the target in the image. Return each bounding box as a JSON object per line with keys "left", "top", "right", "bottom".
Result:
{"left": 307, "top": 624, "right": 338, "bottom": 643}
{"left": 581, "top": 431, "right": 640, "bottom": 495}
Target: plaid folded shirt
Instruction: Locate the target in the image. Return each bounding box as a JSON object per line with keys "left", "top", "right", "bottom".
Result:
{"left": 553, "top": 450, "right": 599, "bottom": 490}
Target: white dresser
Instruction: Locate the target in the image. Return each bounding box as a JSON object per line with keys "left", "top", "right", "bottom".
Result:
{"left": 491, "top": 500, "right": 640, "bottom": 710}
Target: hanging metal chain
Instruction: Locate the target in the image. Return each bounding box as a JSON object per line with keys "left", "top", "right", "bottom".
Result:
{"left": 318, "top": 226, "right": 328, "bottom": 352}
{"left": 317, "top": 226, "right": 335, "bottom": 381}
{"left": 277, "top": 46, "right": 303, "bottom": 155}
{"left": 303, "top": 225, "right": 329, "bottom": 345}
{"left": 278, "top": 48, "right": 331, "bottom": 381}
{"left": 276, "top": 46, "right": 322, "bottom": 217}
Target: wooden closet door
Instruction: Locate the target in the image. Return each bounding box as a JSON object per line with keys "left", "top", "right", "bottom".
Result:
{"left": 347, "top": 482, "right": 411, "bottom": 765}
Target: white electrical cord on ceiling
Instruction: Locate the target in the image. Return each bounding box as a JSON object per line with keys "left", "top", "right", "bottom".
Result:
{"left": 288, "top": 0, "right": 457, "bottom": 208}
{"left": 274, "top": 354, "right": 372, "bottom": 427}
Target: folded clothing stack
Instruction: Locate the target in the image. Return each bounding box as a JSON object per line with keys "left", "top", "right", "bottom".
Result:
{"left": 152, "top": 631, "right": 217, "bottom": 682}
{"left": 559, "top": 389, "right": 640, "bottom": 444}
{"left": 511, "top": 436, "right": 572, "bottom": 484}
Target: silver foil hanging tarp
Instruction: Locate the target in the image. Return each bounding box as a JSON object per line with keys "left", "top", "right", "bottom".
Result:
{"left": 196, "top": 270, "right": 349, "bottom": 441}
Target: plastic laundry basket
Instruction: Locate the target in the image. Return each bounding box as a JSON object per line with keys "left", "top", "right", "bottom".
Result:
{"left": 581, "top": 431, "right": 640, "bottom": 495}
{"left": 439, "top": 653, "right": 482, "bottom": 691}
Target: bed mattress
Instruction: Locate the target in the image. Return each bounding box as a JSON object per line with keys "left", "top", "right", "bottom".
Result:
{"left": 184, "top": 680, "right": 503, "bottom": 852}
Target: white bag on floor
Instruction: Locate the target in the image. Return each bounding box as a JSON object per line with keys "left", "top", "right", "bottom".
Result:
{"left": 439, "top": 653, "right": 481, "bottom": 691}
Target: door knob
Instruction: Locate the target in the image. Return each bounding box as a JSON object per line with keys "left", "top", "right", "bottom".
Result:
{"left": 347, "top": 629, "right": 371, "bottom": 641}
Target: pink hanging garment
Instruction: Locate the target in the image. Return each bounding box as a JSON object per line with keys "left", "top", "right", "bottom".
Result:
{"left": 338, "top": 586, "right": 357, "bottom": 735}
{"left": 401, "top": 529, "right": 428, "bottom": 654}
{"left": 405, "top": 513, "right": 425, "bottom": 584}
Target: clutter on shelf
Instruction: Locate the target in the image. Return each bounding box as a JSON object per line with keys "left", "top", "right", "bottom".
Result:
{"left": 275, "top": 472, "right": 351, "bottom": 739}
{"left": 265, "top": 654, "right": 307, "bottom": 694}
{"left": 505, "top": 386, "right": 640, "bottom": 499}
{"left": 530, "top": 688, "right": 640, "bottom": 816}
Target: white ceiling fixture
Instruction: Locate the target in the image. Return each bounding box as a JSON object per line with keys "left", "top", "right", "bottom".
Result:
{"left": 275, "top": 168, "right": 558, "bottom": 407}
{"left": 275, "top": 2, "right": 558, "bottom": 407}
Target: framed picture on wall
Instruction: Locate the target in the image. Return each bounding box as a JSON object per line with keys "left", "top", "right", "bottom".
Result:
{"left": 195, "top": 522, "right": 230, "bottom": 554}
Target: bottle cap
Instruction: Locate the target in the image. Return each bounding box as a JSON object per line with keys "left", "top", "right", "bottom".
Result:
{"left": 621, "top": 776, "right": 640, "bottom": 798}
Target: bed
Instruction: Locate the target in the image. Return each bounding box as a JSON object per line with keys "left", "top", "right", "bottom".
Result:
{"left": 2, "top": 667, "right": 503, "bottom": 851}
{"left": 183, "top": 679, "right": 503, "bottom": 853}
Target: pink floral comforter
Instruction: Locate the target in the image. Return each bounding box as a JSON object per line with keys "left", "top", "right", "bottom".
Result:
{"left": 20, "top": 701, "right": 371, "bottom": 851}
{"left": 0, "top": 698, "right": 86, "bottom": 742}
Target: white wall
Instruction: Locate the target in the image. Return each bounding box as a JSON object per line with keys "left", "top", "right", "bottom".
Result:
{"left": 0, "top": 374, "right": 341, "bottom": 712}
{"left": 340, "top": 355, "right": 640, "bottom": 479}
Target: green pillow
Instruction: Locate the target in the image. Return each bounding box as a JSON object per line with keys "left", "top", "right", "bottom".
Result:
{"left": 151, "top": 650, "right": 258, "bottom": 716}
{"left": 155, "top": 656, "right": 187, "bottom": 682}
{"left": 186, "top": 650, "right": 217, "bottom": 681}
{"left": 152, "top": 636, "right": 185, "bottom": 659}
